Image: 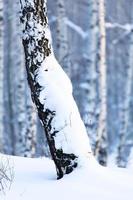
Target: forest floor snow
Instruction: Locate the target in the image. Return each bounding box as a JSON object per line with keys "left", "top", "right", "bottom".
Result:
{"left": 1, "top": 155, "right": 133, "bottom": 200}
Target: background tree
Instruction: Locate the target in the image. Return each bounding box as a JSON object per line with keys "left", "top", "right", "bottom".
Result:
{"left": 3, "top": 0, "right": 37, "bottom": 157}
{"left": 94, "top": 0, "right": 108, "bottom": 166}
{"left": 0, "top": 0, "right": 3, "bottom": 151}
{"left": 106, "top": 0, "right": 133, "bottom": 165}
{"left": 81, "top": 0, "right": 99, "bottom": 152}
{"left": 56, "top": 0, "right": 71, "bottom": 77}
{"left": 117, "top": 20, "right": 133, "bottom": 167}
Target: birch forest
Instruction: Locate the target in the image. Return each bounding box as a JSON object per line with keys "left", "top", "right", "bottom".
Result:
{"left": 1, "top": 0, "right": 133, "bottom": 169}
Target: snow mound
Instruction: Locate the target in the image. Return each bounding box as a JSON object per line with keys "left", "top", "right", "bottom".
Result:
{"left": 1, "top": 155, "right": 133, "bottom": 200}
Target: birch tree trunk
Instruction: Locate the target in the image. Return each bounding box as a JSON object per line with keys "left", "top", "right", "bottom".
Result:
{"left": 3, "top": 0, "right": 15, "bottom": 154}
{"left": 0, "top": 0, "right": 3, "bottom": 151}
{"left": 3, "top": 0, "right": 37, "bottom": 156}
{"left": 14, "top": 0, "right": 37, "bottom": 157}
{"left": 56, "top": 0, "right": 71, "bottom": 77}
{"left": 82, "top": 0, "right": 99, "bottom": 152}
{"left": 25, "top": 87, "right": 37, "bottom": 157}
{"left": 117, "top": 28, "right": 133, "bottom": 167}
{"left": 19, "top": 0, "right": 92, "bottom": 179}
{"left": 127, "top": 147, "right": 133, "bottom": 168}
{"left": 94, "top": 0, "right": 108, "bottom": 166}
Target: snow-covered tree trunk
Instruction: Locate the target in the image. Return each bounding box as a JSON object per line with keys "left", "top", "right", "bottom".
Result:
{"left": 0, "top": 0, "right": 3, "bottom": 151}
{"left": 117, "top": 29, "right": 133, "bottom": 167}
{"left": 56, "top": 0, "right": 71, "bottom": 77}
{"left": 19, "top": 0, "right": 92, "bottom": 179}
{"left": 94, "top": 0, "right": 108, "bottom": 166}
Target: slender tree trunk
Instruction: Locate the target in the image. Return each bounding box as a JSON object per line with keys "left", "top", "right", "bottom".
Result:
{"left": 3, "top": 0, "right": 15, "bottom": 154}
{"left": 3, "top": 0, "right": 37, "bottom": 156}
{"left": 94, "top": 0, "right": 108, "bottom": 166}
{"left": 14, "top": 0, "right": 37, "bottom": 157}
{"left": 14, "top": 1, "right": 28, "bottom": 155}
{"left": 0, "top": 0, "right": 3, "bottom": 151}
{"left": 19, "top": 0, "right": 92, "bottom": 179}
{"left": 128, "top": 147, "right": 133, "bottom": 168}
{"left": 25, "top": 87, "right": 37, "bottom": 157}
{"left": 82, "top": 0, "right": 99, "bottom": 152}
{"left": 56, "top": 0, "right": 71, "bottom": 77}
{"left": 117, "top": 29, "right": 133, "bottom": 167}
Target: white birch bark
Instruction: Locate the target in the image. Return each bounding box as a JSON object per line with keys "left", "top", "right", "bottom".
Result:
{"left": 56, "top": 0, "right": 71, "bottom": 77}
{"left": 19, "top": 0, "right": 92, "bottom": 179}
{"left": 13, "top": 0, "right": 37, "bottom": 157}
{"left": 82, "top": 0, "right": 99, "bottom": 152}
{"left": 0, "top": 0, "right": 3, "bottom": 151}
{"left": 94, "top": 0, "right": 108, "bottom": 166}
{"left": 25, "top": 87, "right": 37, "bottom": 157}
{"left": 117, "top": 29, "right": 133, "bottom": 167}
{"left": 3, "top": 0, "right": 37, "bottom": 156}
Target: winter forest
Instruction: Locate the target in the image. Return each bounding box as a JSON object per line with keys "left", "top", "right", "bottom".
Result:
{"left": 0, "top": 0, "right": 133, "bottom": 199}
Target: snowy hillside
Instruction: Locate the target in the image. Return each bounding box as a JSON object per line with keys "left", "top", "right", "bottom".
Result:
{"left": 1, "top": 155, "right": 133, "bottom": 200}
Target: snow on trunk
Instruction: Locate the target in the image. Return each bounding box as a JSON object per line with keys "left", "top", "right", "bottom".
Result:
{"left": 94, "top": 0, "right": 108, "bottom": 166}
{"left": 0, "top": 0, "right": 3, "bottom": 151}
{"left": 19, "top": 0, "right": 92, "bottom": 179}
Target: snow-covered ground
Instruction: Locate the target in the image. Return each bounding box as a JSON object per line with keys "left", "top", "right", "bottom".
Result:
{"left": 1, "top": 155, "right": 133, "bottom": 200}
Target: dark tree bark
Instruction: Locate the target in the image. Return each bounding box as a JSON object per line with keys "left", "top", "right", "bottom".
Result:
{"left": 19, "top": 0, "right": 91, "bottom": 179}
